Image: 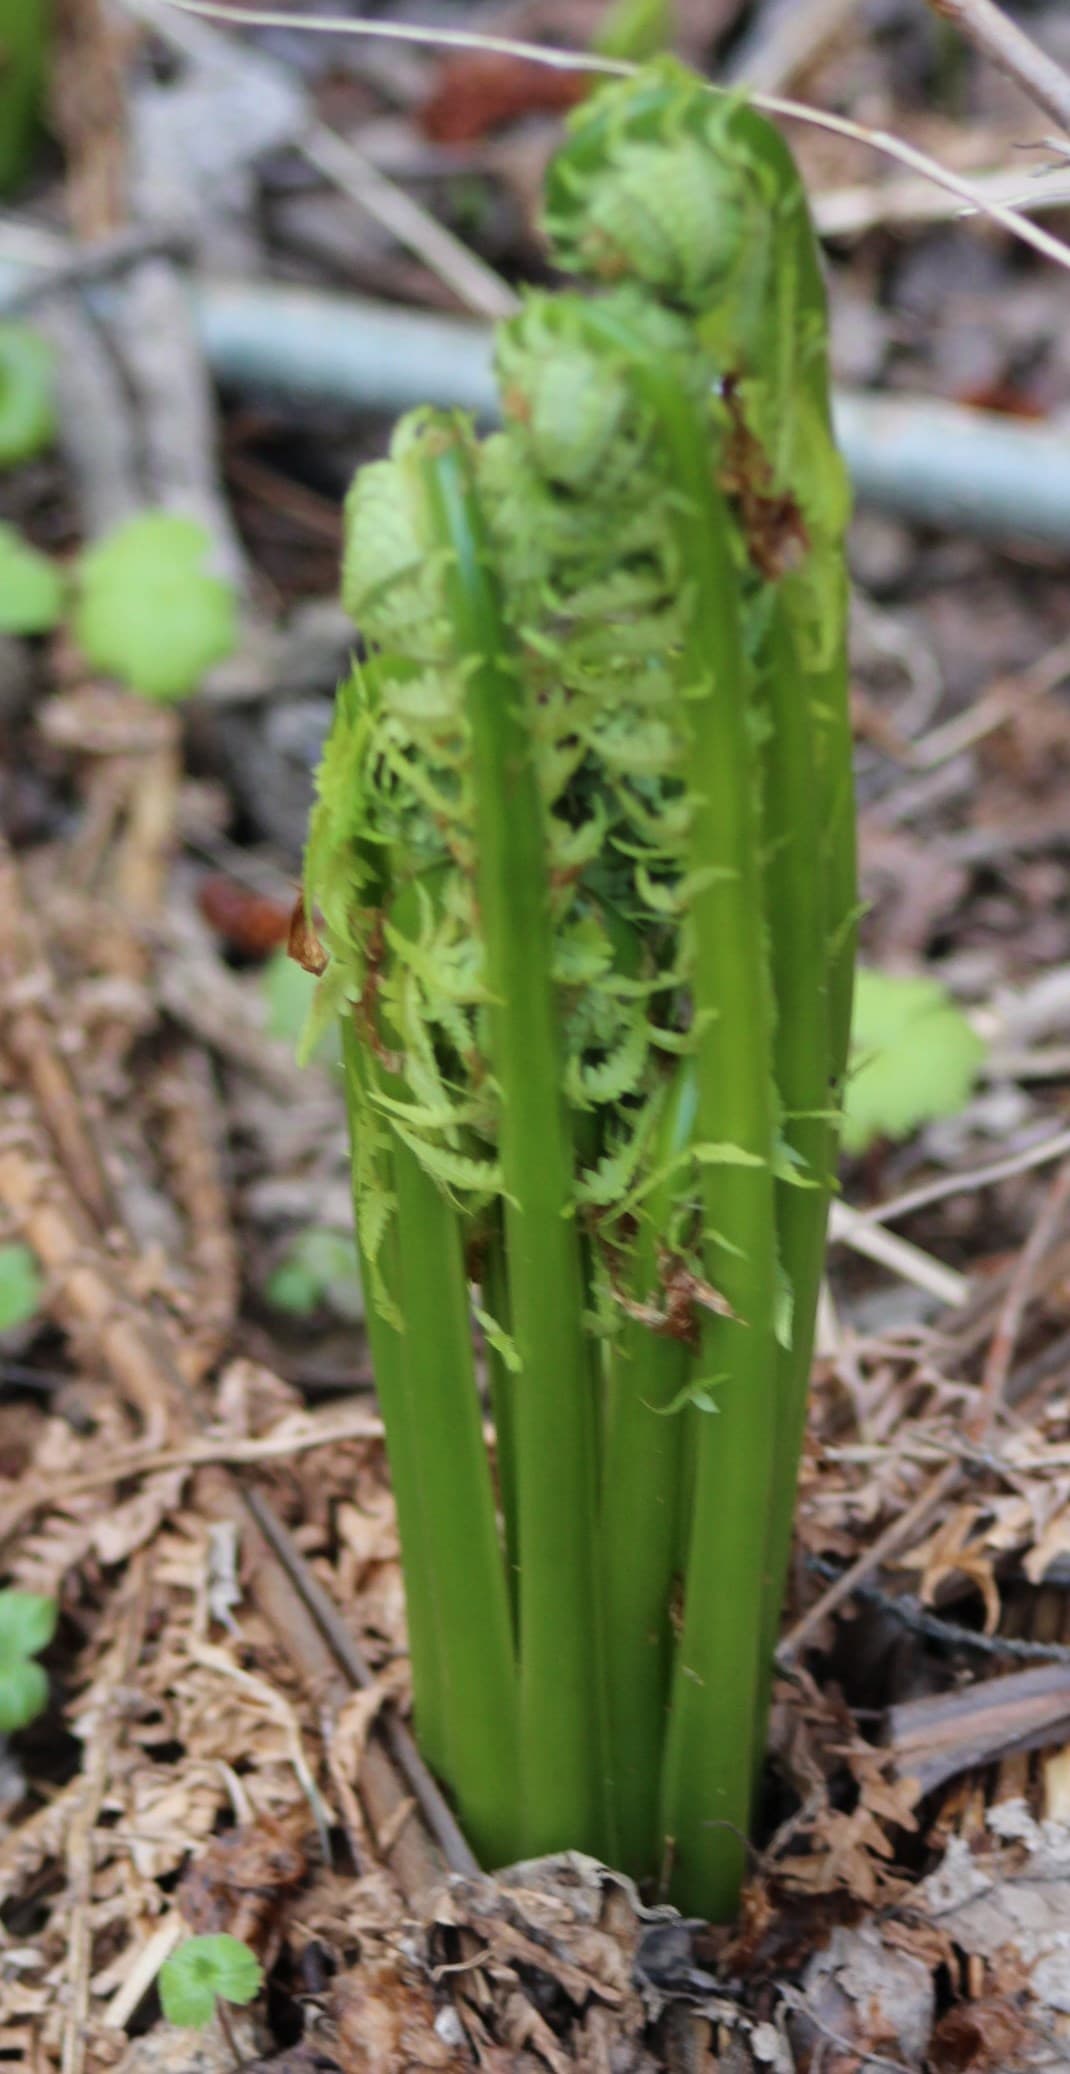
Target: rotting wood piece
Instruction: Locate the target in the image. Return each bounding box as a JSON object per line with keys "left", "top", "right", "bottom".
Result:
{"left": 886, "top": 1663, "right": 1070, "bottom": 1795}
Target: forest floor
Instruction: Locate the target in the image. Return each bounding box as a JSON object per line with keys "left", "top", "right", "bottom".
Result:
{"left": 4, "top": 1, "right": 1070, "bottom": 2068}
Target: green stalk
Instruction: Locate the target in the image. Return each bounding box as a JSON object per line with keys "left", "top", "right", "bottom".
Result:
{"left": 420, "top": 425, "right": 606, "bottom": 1856}
{"left": 342, "top": 1003, "right": 519, "bottom": 1865}
{"left": 755, "top": 593, "right": 836, "bottom": 1678}
{"left": 820, "top": 620, "right": 859, "bottom": 1091}
{"left": 340, "top": 1020, "right": 449, "bottom": 1781}
{"left": 599, "top": 1064, "right": 695, "bottom": 1876}
{"left": 481, "top": 1227, "right": 519, "bottom": 1626}
{"left": 560, "top": 298, "right": 779, "bottom": 1910}
{"left": 0, "top": 0, "right": 50, "bottom": 194}
{"left": 385, "top": 1121, "right": 520, "bottom": 1863}
{"left": 636, "top": 362, "right": 778, "bottom": 1921}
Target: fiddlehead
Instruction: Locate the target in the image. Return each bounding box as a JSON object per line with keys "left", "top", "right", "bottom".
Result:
{"left": 306, "top": 55, "right": 855, "bottom": 1913}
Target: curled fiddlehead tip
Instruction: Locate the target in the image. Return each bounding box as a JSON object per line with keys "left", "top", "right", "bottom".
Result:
{"left": 541, "top": 59, "right": 764, "bottom": 310}
{"left": 494, "top": 286, "right": 701, "bottom": 499}
{"left": 341, "top": 407, "right": 472, "bottom": 654}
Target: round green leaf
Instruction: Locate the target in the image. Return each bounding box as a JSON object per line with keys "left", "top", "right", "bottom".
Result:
{"left": 160, "top": 1935, "right": 264, "bottom": 2028}
{"left": 262, "top": 950, "right": 317, "bottom": 1047}
{"left": 0, "top": 1589, "right": 57, "bottom": 1660}
{"left": 73, "top": 513, "right": 238, "bottom": 700}
{"left": 267, "top": 1228, "right": 363, "bottom": 1321}
{"left": 842, "top": 968, "right": 987, "bottom": 1156}
{"left": 0, "top": 1655, "right": 48, "bottom": 1732}
{"left": 0, "top": 324, "right": 55, "bottom": 468}
{"left": 0, "top": 1242, "right": 43, "bottom": 1330}
{"left": 0, "top": 524, "right": 65, "bottom": 635}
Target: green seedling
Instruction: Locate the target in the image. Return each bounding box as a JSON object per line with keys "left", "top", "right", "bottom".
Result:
{"left": 262, "top": 948, "right": 340, "bottom": 1069}
{"left": 0, "top": 1589, "right": 56, "bottom": 1732}
{"left": 0, "top": 1, "right": 51, "bottom": 195}
{"left": 0, "top": 324, "right": 55, "bottom": 468}
{"left": 843, "top": 968, "right": 986, "bottom": 1155}
{"left": 594, "top": 0, "right": 673, "bottom": 61}
{"left": 267, "top": 1227, "right": 363, "bottom": 1321}
{"left": 159, "top": 1933, "right": 263, "bottom": 2031}
{"left": 73, "top": 513, "right": 238, "bottom": 700}
{"left": 0, "top": 1243, "right": 43, "bottom": 1331}
{"left": 0, "top": 524, "right": 64, "bottom": 635}
{"left": 304, "top": 58, "right": 855, "bottom": 1920}
{"left": 2, "top": 505, "right": 239, "bottom": 705}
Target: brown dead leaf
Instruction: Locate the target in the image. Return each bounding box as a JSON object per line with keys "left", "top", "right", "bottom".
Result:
{"left": 91, "top": 1470, "right": 188, "bottom": 1566}
{"left": 288, "top": 898, "right": 329, "bottom": 978}
{"left": 420, "top": 51, "right": 587, "bottom": 142}
{"left": 903, "top": 1507, "right": 1002, "bottom": 1633}
{"left": 720, "top": 378, "right": 810, "bottom": 581}
{"left": 178, "top": 1814, "right": 309, "bottom": 1955}
{"left": 331, "top": 1952, "right": 460, "bottom": 2072}
{"left": 930, "top": 1997, "right": 1036, "bottom": 2073}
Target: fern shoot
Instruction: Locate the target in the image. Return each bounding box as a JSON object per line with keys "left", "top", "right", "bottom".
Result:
{"left": 304, "top": 58, "right": 855, "bottom": 1921}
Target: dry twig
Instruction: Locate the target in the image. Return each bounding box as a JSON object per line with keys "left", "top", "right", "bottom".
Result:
{"left": 151, "top": 0, "right": 1070, "bottom": 274}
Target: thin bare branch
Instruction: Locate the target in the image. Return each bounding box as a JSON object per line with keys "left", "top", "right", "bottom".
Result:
{"left": 147, "top": 2, "right": 1070, "bottom": 273}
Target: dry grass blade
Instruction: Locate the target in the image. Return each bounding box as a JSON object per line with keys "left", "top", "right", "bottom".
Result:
{"left": 150, "top": 0, "right": 1070, "bottom": 274}
{"left": 148, "top": 0, "right": 634, "bottom": 73}
{"left": 300, "top": 125, "right": 519, "bottom": 321}
{"left": 855, "top": 1126, "right": 1070, "bottom": 1229}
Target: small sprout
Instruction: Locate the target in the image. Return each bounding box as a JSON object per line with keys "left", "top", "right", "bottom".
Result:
{"left": 262, "top": 948, "right": 318, "bottom": 1047}
{"left": 842, "top": 967, "right": 987, "bottom": 1155}
{"left": 0, "top": 1588, "right": 57, "bottom": 1732}
{"left": 159, "top": 1933, "right": 263, "bottom": 2030}
{"left": 73, "top": 513, "right": 238, "bottom": 700}
{"left": 0, "top": 0, "right": 51, "bottom": 196}
{"left": 0, "top": 324, "right": 55, "bottom": 467}
{"left": 651, "top": 1372, "right": 728, "bottom": 1416}
{"left": 267, "top": 1228, "right": 363, "bottom": 1322}
{"left": 262, "top": 949, "right": 341, "bottom": 1067}
{"left": 0, "top": 522, "right": 65, "bottom": 636}
{"left": 0, "top": 1242, "right": 43, "bottom": 1332}
{"left": 594, "top": 0, "right": 673, "bottom": 61}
